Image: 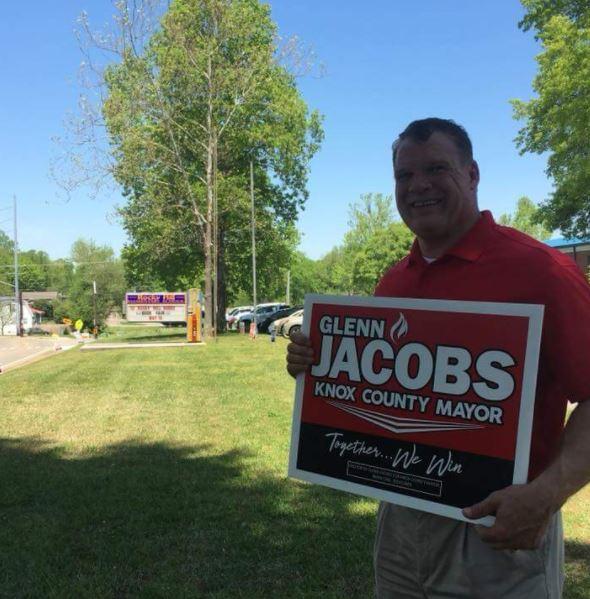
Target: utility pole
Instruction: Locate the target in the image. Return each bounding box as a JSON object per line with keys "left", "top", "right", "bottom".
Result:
{"left": 250, "top": 161, "right": 257, "bottom": 335}
{"left": 13, "top": 196, "right": 20, "bottom": 337}
{"left": 213, "top": 138, "right": 218, "bottom": 341}
{"left": 92, "top": 280, "right": 97, "bottom": 338}
{"left": 286, "top": 270, "right": 291, "bottom": 305}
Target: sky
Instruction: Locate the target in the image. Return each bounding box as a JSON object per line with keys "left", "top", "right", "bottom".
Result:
{"left": 0, "top": 1, "right": 550, "bottom": 261}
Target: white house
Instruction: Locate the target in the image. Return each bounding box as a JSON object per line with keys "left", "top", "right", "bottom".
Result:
{"left": 0, "top": 297, "right": 39, "bottom": 335}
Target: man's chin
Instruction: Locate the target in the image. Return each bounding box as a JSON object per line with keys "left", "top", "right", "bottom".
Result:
{"left": 406, "top": 217, "right": 446, "bottom": 240}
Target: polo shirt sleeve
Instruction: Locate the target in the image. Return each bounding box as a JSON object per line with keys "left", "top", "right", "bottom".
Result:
{"left": 542, "top": 260, "right": 590, "bottom": 403}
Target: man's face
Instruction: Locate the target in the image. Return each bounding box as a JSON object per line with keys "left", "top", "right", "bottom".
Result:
{"left": 394, "top": 132, "right": 480, "bottom": 249}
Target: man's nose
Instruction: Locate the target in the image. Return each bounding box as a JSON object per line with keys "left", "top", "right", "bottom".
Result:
{"left": 408, "top": 173, "right": 432, "bottom": 193}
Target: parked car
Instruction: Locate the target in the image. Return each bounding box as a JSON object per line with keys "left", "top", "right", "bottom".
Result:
{"left": 282, "top": 309, "right": 304, "bottom": 338}
{"left": 270, "top": 314, "right": 291, "bottom": 337}
{"left": 258, "top": 305, "right": 302, "bottom": 334}
{"left": 237, "top": 303, "right": 289, "bottom": 331}
{"left": 226, "top": 306, "right": 253, "bottom": 329}
{"left": 226, "top": 306, "right": 252, "bottom": 320}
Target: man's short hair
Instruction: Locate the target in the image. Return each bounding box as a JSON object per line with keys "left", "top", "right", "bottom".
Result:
{"left": 392, "top": 118, "right": 473, "bottom": 165}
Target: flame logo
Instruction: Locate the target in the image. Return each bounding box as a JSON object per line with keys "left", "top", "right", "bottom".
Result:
{"left": 390, "top": 312, "right": 408, "bottom": 343}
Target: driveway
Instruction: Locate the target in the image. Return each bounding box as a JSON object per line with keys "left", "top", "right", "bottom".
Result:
{"left": 0, "top": 336, "right": 78, "bottom": 372}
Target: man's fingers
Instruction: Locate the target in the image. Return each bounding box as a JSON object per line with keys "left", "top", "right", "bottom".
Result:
{"left": 474, "top": 522, "right": 511, "bottom": 544}
{"left": 464, "top": 485, "right": 553, "bottom": 551}
{"left": 286, "top": 341, "right": 314, "bottom": 357}
{"left": 286, "top": 333, "right": 314, "bottom": 379}
{"left": 463, "top": 494, "right": 500, "bottom": 520}
{"left": 287, "top": 364, "right": 308, "bottom": 378}
{"left": 290, "top": 331, "right": 311, "bottom": 346}
{"left": 286, "top": 347, "right": 314, "bottom": 378}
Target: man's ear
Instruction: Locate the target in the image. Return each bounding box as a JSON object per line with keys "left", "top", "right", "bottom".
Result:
{"left": 469, "top": 160, "right": 480, "bottom": 190}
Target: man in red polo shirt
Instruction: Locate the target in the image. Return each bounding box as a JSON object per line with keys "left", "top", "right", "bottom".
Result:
{"left": 286, "top": 118, "right": 590, "bottom": 598}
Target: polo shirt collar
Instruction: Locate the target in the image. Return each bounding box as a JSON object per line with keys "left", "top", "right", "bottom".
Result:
{"left": 407, "top": 210, "right": 495, "bottom": 266}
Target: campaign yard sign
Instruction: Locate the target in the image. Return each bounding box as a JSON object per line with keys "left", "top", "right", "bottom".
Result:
{"left": 288, "top": 295, "right": 543, "bottom": 525}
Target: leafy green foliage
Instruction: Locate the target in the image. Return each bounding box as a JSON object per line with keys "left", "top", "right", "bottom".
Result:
{"left": 498, "top": 196, "right": 552, "bottom": 240}
{"left": 287, "top": 194, "right": 413, "bottom": 300}
{"left": 512, "top": 2, "right": 590, "bottom": 237}
{"left": 18, "top": 250, "right": 52, "bottom": 291}
{"left": 519, "top": 0, "right": 588, "bottom": 33}
{"left": 348, "top": 223, "right": 414, "bottom": 294}
{"left": 0, "top": 232, "right": 61, "bottom": 295}
{"left": 0, "top": 231, "right": 15, "bottom": 296}
{"left": 335, "top": 194, "right": 412, "bottom": 294}
{"left": 101, "top": 0, "right": 323, "bottom": 332}
{"left": 287, "top": 251, "right": 323, "bottom": 304}
{"left": 54, "top": 239, "right": 126, "bottom": 328}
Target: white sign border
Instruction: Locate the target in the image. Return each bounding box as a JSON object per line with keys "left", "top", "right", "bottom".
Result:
{"left": 125, "top": 291, "right": 188, "bottom": 323}
{"left": 288, "top": 294, "right": 544, "bottom": 526}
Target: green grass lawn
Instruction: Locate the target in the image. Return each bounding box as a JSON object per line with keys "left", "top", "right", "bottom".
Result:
{"left": 96, "top": 324, "right": 189, "bottom": 344}
{"left": 0, "top": 334, "right": 587, "bottom": 598}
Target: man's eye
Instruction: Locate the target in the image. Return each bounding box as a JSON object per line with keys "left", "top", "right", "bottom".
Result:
{"left": 429, "top": 165, "right": 446, "bottom": 174}
{"left": 395, "top": 172, "right": 410, "bottom": 181}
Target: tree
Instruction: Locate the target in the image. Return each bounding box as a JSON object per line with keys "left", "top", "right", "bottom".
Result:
{"left": 498, "top": 196, "right": 552, "bottom": 240}
{"left": 512, "top": 1, "right": 590, "bottom": 238}
{"left": 314, "top": 246, "right": 346, "bottom": 295}
{"left": 287, "top": 251, "right": 323, "bottom": 305}
{"left": 17, "top": 250, "right": 52, "bottom": 291}
{"left": 0, "top": 231, "right": 14, "bottom": 296}
{"left": 66, "top": 0, "right": 322, "bottom": 336}
{"left": 337, "top": 194, "right": 412, "bottom": 294}
{"left": 0, "top": 234, "right": 55, "bottom": 294}
{"left": 53, "top": 239, "right": 126, "bottom": 328}
{"left": 349, "top": 222, "right": 413, "bottom": 295}
{"left": 312, "top": 194, "right": 413, "bottom": 296}
{"left": 48, "top": 259, "right": 75, "bottom": 295}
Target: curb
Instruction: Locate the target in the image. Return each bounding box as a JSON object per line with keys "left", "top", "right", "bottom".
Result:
{"left": 80, "top": 342, "right": 206, "bottom": 351}
{"left": 0, "top": 342, "right": 78, "bottom": 374}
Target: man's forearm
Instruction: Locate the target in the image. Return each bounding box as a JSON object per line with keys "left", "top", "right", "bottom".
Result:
{"left": 530, "top": 400, "right": 590, "bottom": 511}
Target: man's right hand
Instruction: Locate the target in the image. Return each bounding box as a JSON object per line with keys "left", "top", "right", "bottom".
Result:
{"left": 286, "top": 331, "right": 315, "bottom": 378}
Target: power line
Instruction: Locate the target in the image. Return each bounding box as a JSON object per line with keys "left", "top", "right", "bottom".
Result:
{"left": 0, "top": 260, "right": 120, "bottom": 268}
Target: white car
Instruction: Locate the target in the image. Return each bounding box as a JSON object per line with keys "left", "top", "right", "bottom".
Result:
{"left": 226, "top": 306, "right": 253, "bottom": 329}
{"left": 282, "top": 309, "right": 304, "bottom": 338}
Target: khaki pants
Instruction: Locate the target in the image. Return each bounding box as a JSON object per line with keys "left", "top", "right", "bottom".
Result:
{"left": 374, "top": 503, "right": 564, "bottom": 599}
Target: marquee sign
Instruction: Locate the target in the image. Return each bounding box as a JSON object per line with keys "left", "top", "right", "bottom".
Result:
{"left": 125, "top": 292, "right": 187, "bottom": 323}
{"left": 288, "top": 294, "right": 543, "bottom": 525}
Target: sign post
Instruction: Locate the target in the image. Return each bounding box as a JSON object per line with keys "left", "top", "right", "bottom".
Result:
{"left": 186, "top": 288, "right": 202, "bottom": 343}
{"left": 289, "top": 294, "right": 543, "bottom": 525}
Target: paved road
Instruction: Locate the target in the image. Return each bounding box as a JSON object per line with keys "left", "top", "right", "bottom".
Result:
{"left": 0, "top": 336, "right": 78, "bottom": 371}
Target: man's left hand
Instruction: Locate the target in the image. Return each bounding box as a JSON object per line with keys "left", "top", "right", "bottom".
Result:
{"left": 462, "top": 483, "right": 555, "bottom": 551}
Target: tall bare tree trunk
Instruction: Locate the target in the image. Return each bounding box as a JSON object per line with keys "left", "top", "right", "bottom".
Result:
{"left": 204, "top": 148, "right": 214, "bottom": 338}
{"left": 203, "top": 55, "right": 215, "bottom": 339}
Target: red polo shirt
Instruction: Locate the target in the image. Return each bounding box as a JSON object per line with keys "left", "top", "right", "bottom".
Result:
{"left": 375, "top": 210, "right": 590, "bottom": 479}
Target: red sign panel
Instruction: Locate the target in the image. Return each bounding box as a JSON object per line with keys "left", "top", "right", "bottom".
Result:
{"left": 289, "top": 295, "right": 543, "bottom": 524}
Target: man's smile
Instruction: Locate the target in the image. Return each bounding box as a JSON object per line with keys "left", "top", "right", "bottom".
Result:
{"left": 409, "top": 198, "right": 443, "bottom": 208}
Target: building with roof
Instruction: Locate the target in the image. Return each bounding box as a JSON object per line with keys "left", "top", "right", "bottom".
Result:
{"left": 0, "top": 297, "right": 41, "bottom": 335}
{"left": 545, "top": 238, "right": 590, "bottom": 274}
{"left": 22, "top": 291, "right": 60, "bottom": 301}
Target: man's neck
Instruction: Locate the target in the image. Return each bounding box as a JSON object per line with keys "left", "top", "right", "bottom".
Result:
{"left": 417, "top": 213, "right": 481, "bottom": 259}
